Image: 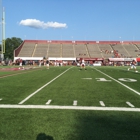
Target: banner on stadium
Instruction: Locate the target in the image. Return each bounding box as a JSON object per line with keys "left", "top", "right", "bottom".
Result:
{"left": 136, "top": 58, "right": 140, "bottom": 62}
{"left": 109, "top": 58, "right": 124, "bottom": 61}
{"left": 14, "top": 57, "right": 76, "bottom": 61}
{"left": 78, "top": 58, "right": 104, "bottom": 61}
{"left": 124, "top": 58, "right": 136, "bottom": 61}
{"left": 109, "top": 58, "right": 138, "bottom": 61}
{"left": 48, "top": 57, "right": 76, "bottom": 61}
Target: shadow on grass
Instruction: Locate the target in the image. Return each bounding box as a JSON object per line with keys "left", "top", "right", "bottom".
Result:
{"left": 74, "top": 111, "right": 140, "bottom": 140}
{"left": 36, "top": 133, "right": 54, "bottom": 140}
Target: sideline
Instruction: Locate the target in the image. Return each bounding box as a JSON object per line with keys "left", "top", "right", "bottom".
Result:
{"left": 0, "top": 67, "right": 42, "bottom": 79}
{"left": 19, "top": 67, "right": 73, "bottom": 104}
{"left": 93, "top": 67, "right": 140, "bottom": 95}
{"left": 0, "top": 104, "right": 140, "bottom": 112}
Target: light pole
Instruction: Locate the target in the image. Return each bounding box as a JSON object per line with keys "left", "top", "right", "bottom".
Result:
{"left": 119, "top": 36, "right": 123, "bottom": 43}
{"left": 1, "top": 6, "right": 5, "bottom": 60}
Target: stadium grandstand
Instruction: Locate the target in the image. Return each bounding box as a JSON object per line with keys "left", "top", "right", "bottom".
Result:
{"left": 14, "top": 40, "right": 140, "bottom": 66}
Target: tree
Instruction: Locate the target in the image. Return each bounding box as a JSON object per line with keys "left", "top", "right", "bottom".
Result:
{"left": 0, "top": 44, "right": 1, "bottom": 51}
{"left": 4, "top": 37, "right": 23, "bottom": 60}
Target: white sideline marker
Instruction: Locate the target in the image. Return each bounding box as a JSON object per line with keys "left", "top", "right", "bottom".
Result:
{"left": 46, "top": 100, "right": 52, "bottom": 105}
{"left": 126, "top": 102, "right": 135, "bottom": 108}
{"left": 73, "top": 100, "right": 77, "bottom": 106}
{"left": 100, "top": 101, "right": 105, "bottom": 107}
{"left": 1, "top": 105, "right": 140, "bottom": 112}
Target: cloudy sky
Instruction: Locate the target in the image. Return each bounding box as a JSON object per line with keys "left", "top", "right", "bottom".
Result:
{"left": 1, "top": 0, "right": 140, "bottom": 41}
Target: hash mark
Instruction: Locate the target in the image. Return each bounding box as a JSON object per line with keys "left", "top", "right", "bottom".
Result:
{"left": 126, "top": 101, "right": 135, "bottom": 108}
{"left": 46, "top": 100, "right": 52, "bottom": 105}
{"left": 73, "top": 100, "right": 77, "bottom": 106}
{"left": 99, "top": 101, "right": 105, "bottom": 107}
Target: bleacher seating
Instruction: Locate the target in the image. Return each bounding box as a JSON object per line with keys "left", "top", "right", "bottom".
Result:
{"left": 48, "top": 43, "right": 61, "bottom": 57}
{"left": 16, "top": 40, "right": 140, "bottom": 59}
{"left": 74, "top": 44, "right": 89, "bottom": 58}
{"left": 134, "top": 44, "right": 140, "bottom": 50}
{"left": 33, "top": 43, "right": 48, "bottom": 57}
{"left": 111, "top": 44, "right": 129, "bottom": 58}
{"left": 18, "top": 43, "right": 36, "bottom": 57}
{"left": 134, "top": 44, "right": 140, "bottom": 57}
{"left": 86, "top": 44, "right": 102, "bottom": 58}
{"left": 122, "top": 44, "right": 139, "bottom": 57}
{"left": 62, "top": 44, "right": 74, "bottom": 57}
{"left": 98, "top": 44, "right": 113, "bottom": 58}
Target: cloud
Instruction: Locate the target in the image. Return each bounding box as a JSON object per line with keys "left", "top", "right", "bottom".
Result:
{"left": 19, "top": 19, "right": 67, "bottom": 29}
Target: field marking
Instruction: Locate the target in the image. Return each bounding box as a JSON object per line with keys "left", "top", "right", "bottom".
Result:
{"left": 0, "top": 98, "right": 2, "bottom": 101}
{"left": 99, "top": 101, "right": 105, "bottom": 107}
{"left": 0, "top": 67, "right": 42, "bottom": 79}
{"left": 19, "top": 67, "right": 73, "bottom": 104}
{"left": 73, "top": 100, "right": 77, "bottom": 106}
{"left": 118, "top": 78, "right": 137, "bottom": 82}
{"left": 93, "top": 67, "right": 140, "bottom": 95}
{"left": 46, "top": 100, "right": 52, "bottom": 105}
{"left": 96, "top": 78, "right": 111, "bottom": 82}
{"left": 81, "top": 78, "right": 92, "bottom": 80}
{"left": 126, "top": 102, "right": 135, "bottom": 108}
{"left": 0, "top": 104, "right": 140, "bottom": 112}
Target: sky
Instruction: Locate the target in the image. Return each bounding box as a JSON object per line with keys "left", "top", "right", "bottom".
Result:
{"left": 1, "top": 0, "right": 140, "bottom": 41}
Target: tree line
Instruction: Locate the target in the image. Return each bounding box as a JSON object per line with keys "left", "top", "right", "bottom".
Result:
{"left": 0, "top": 37, "right": 23, "bottom": 60}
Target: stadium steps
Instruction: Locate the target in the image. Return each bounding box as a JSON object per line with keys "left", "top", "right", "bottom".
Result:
{"left": 18, "top": 43, "right": 36, "bottom": 57}
{"left": 85, "top": 44, "right": 102, "bottom": 58}
{"left": 122, "top": 44, "right": 139, "bottom": 57}
{"left": 111, "top": 44, "right": 129, "bottom": 58}
{"left": 98, "top": 44, "right": 113, "bottom": 58}
{"left": 122, "top": 44, "right": 131, "bottom": 57}
{"left": 32, "top": 43, "right": 37, "bottom": 57}
{"left": 33, "top": 43, "right": 49, "bottom": 57}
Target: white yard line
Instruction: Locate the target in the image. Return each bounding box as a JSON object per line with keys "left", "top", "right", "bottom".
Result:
{"left": 19, "top": 67, "right": 73, "bottom": 104}
{"left": 126, "top": 102, "right": 135, "bottom": 108}
{"left": 93, "top": 67, "right": 140, "bottom": 95}
{"left": 99, "top": 101, "right": 105, "bottom": 107}
{"left": 0, "top": 104, "right": 140, "bottom": 112}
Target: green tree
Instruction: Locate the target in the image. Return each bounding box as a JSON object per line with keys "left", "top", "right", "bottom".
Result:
{"left": 4, "top": 37, "right": 23, "bottom": 60}
{"left": 0, "top": 44, "right": 1, "bottom": 52}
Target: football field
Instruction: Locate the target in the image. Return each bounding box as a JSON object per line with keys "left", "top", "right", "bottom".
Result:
{"left": 0, "top": 65, "right": 140, "bottom": 140}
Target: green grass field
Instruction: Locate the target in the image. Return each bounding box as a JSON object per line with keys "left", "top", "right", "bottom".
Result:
{"left": 0, "top": 65, "right": 140, "bottom": 140}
